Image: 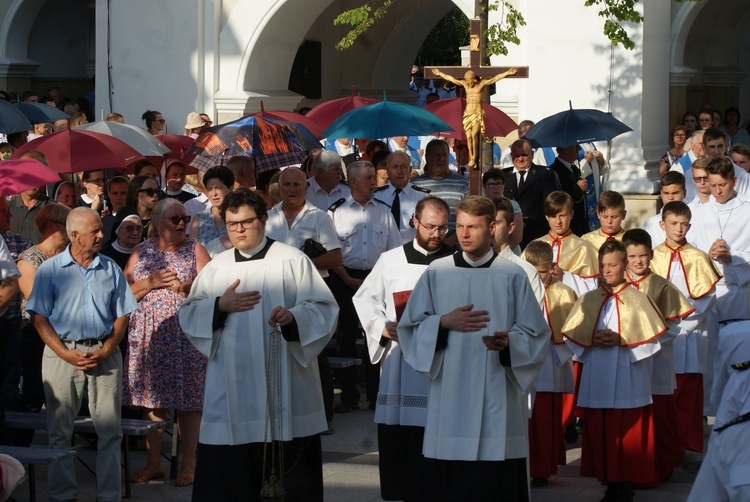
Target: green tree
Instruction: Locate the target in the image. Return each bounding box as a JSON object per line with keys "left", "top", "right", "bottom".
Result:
{"left": 415, "top": 7, "right": 469, "bottom": 66}
{"left": 334, "top": 0, "right": 701, "bottom": 55}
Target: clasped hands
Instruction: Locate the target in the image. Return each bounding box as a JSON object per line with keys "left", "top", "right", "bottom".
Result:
{"left": 709, "top": 238, "right": 731, "bottom": 263}
{"left": 440, "top": 304, "right": 509, "bottom": 352}
{"left": 593, "top": 329, "right": 620, "bottom": 347}
{"left": 218, "top": 279, "right": 294, "bottom": 326}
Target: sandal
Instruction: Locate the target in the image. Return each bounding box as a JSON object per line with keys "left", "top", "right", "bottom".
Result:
{"left": 175, "top": 474, "right": 194, "bottom": 487}
{"left": 131, "top": 469, "right": 165, "bottom": 484}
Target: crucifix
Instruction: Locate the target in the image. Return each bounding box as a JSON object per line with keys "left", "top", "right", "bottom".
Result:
{"left": 426, "top": 17, "right": 529, "bottom": 196}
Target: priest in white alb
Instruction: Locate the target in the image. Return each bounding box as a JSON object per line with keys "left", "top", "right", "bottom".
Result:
{"left": 352, "top": 196, "right": 454, "bottom": 501}
{"left": 398, "top": 196, "right": 550, "bottom": 502}
{"left": 179, "top": 188, "right": 338, "bottom": 502}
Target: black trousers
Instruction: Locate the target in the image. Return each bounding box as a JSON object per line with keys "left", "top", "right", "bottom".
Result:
{"left": 192, "top": 435, "right": 323, "bottom": 502}
{"left": 328, "top": 268, "right": 380, "bottom": 405}
{"left": 419, "top": 456, "right": 529, "bottom": 502}
{"left": 378, "top": 424, "right": 429, "bottom": 501}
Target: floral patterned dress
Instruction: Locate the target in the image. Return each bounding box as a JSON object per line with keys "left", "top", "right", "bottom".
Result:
{"left": 123, "top": 238, "right": 206, "bottom": 410}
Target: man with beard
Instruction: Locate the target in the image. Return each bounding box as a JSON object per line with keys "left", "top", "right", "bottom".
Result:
{"left": 352, "top": 196, "right": 453, "bottom": 500}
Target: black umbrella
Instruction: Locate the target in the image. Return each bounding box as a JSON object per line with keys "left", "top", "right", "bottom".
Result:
{"left": 524, "top": 101, "right": 632, "bottom": 148}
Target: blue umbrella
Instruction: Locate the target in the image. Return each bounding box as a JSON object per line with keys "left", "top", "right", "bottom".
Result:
{"left": 16, "top": 102, "right": 70, "bottom": 125}
{"left": 524, "top": 101, "right": 632, "bottom": 148}
{"left": 322, "top": 93, "right": 454, "bottom": 140}
{"left": 0, "top": 100, "right": 33, "bottom": 134}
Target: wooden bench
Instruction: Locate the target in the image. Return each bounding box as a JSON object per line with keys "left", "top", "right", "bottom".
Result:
{"left": 4, "top": 411, "right": 168, "bottom": 498}
{"left": 0, "top": 445, "right": 76, "bottom": 502}
{"left": 328, "top": 356, "right": 362, "bottom": 369}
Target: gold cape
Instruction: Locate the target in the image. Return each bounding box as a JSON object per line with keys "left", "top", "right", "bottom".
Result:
{"left": 529, "top": 231, "right": 599, "bottom": 278}
{"left": 651, "top": 242, "right": 722, "bottom": 299}
{"left": 462, "top": 109, "right": 485, "bottom": 136}
{"left": 625, "top": 270, "right": 695, "bottom": 321}
{"left": 544, "top": 279, "right": 578, "bottom": 344}
{"left": 561, "top": 282, "right": 667, "bottom": 348}
{"left": 581, "top": 227, "right": 625, "bottom": 251}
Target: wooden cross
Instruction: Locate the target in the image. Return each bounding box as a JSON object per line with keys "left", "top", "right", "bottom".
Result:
{"left": 425, "top": 17, "right": 529, "bottom": 196}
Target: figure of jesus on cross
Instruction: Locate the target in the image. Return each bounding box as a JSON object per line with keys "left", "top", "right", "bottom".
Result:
{"left": 430, "top": 67, "right": 517, "bottom": 169}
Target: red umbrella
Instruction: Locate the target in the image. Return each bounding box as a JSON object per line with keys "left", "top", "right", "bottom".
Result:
{"left": 249, "top": 101, "right": 324, "bottom": 139}
{"left": 306, "top": 88, "right": 379, "bottom": 130}
{"left": 422, "top": 98, "right": 518, "bottom": 140}
{"left": 11, "top": 129, "right": 144, "bottom": 173}
{"left": 0, "top": 158, "right": 62, "bottom": 197}
{"left": 150, "top": 134, "right": 198, "bottom": 174}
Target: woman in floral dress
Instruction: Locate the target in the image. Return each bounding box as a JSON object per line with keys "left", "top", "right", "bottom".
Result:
{"left": 124, "top": 198, "right": 211, "bottom": 486}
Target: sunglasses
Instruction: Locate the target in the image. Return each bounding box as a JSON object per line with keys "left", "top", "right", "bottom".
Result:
{"left": 138, "top": 188, "right": 158, "bottom": 197}
{"left": 155, "top": 119, "right": 166, "bottom": 124}
{"left": 168, "top": 215, "right": 191, "bottom": 226}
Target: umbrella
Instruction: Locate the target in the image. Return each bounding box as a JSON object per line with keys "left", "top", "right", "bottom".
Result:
{"left": 250, "top": 101, "right": 325, "bottom": 139}
{"left": 0, "top": 158, "right": 62, "bottom": 197}
{"left": 305, "top": 88, "right": 379, "bottom": 130}
{"left": 75, "top": 121, "right": 171, "bottom": 157}
{"left": 423, "top": 98, "right": 517, "bottom": 140}
{"left": 322, "top": 93, "right": 454, "bottom": 140}
{"left": 188, "top": 115, "right": 322, "bottom": 173}
{"left": 0, "top": 100, "right": 33, "bottom": 135}
{"left": 523, "top": 101, "right": 632, "bottom": 148}
{"left": 15, "top": 103, "right": 69, "bottom": 125}
{"left": 154, "top": 134, "right": 195, "bottom": 156}
{"left": 11, "top": 129, "right": 145, "bottom": 174}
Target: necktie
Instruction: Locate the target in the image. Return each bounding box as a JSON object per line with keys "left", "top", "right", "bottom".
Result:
{"left": 518, "top": 170, "right": 526, "bottom": 187}
{"left": 391, "top": 188, "right": 402, "bottom": 229}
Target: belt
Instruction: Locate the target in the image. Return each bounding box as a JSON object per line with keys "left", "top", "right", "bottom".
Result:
{"left": 62, "top": 338, "right": 106, "bottom": 348}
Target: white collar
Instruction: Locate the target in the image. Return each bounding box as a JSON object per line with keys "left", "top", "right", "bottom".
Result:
{"left": 237, "top": 237, "right": 268, "bottom": 259}
{"left": 462, "top": 248, "right": 494, "bottom": 267}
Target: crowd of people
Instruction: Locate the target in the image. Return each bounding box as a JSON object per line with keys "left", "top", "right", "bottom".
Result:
{"left": 0, "top": 88, "right": 749, "bottom": 502}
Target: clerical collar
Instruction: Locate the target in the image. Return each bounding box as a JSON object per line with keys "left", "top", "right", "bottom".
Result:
{"left": 80, "top": 193, "right": 94, "bottom": 204}
{"left": 164, "top": 188, "right": 183, "bottom": 196}
{"left": 461, "top": 248, "right": 495, "bottom": 267}
{"left": 404, "top": 240, "right": 452, "bottom": 265}
{"left": 235, "top": 237, "right": 274, "bottom": 262}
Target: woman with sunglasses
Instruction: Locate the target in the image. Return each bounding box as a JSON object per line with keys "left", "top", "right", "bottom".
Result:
{"left": 126, "top": 175, "right": 160, "bottom": 239}
{"left": 189, "top": 165, "right": 234, "bottom": 246}
{"left": 142, "top": 109, "right": 165, "bottom": 136}
{"left": 123, "top": 198, "right": 210, "bottom": 487}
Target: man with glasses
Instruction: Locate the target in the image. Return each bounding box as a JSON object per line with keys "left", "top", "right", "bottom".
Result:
{"left": 180, "top": 188, "right": 338, "bottom": 501}
{"left": 374, "top": 151, "right": 431, "bottom": 244}
{"left": 502, "top": 139, "right": 558, "bottom": 248}
{"left": 352, "top": 196, "right": 454, "bottom": 501}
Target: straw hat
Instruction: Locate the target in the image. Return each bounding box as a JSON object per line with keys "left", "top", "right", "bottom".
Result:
{"left": 184, "top": 112, "right": 205, "bottom": 130}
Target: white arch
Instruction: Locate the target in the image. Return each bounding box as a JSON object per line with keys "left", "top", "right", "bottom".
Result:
{"left": 670, "top": 0, "right": 709, "bottom": 67}
{"left": 0, "top": 0, "right": 46, "bottom": 63}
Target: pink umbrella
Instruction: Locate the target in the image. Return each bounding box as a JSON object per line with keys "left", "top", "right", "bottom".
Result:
{"left": 0, "top": 158, "right": 62, "bottom": 197}
{"left": 423, "top": 98, "right": 518, "bottom": 140}
{"left": 305, "top": 88, "right": 379, "bottom": 130}
{"left": 249, "top": 101, "right": 325, "bottom": 139}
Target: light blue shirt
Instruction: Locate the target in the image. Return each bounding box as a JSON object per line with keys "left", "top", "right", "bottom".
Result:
{"left": 27, "top": 246, "right": 137, "bottom": 341}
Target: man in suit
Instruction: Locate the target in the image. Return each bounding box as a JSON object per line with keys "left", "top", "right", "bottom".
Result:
{"left": 548, "top": 145, "right": 589, "bottom": 236}
{"left": 502, "top": 139, "right": 558, "bottom": 248}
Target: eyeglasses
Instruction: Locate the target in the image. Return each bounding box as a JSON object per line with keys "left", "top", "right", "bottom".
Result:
{"left": 155, "top": 119, "right": 166, "bottom": 124}
{"left": 226, "top": 217, "right": 259, "bottom": 232}
{"left": 673, "top": 134, "right": 686, "bottom": 138}
{"left": 416, "top": 219, "right": 449, "bottom": 235}
{"left": 138, "top": 188, "right": 158, "bottom": 197}
{"left": 485, "top": 182, "right": 505, "bottom": 189}
{"left": 693, "top": 176, "right": 709, "bottom": 184}
{"left": 85, "top": 177, "right": 105, "bottom": 184}
{"left": 512, "top": 153, "right": 530, "bottom": 159}
{"left": 167, "top": 215, "right": 191, "bottom": 225}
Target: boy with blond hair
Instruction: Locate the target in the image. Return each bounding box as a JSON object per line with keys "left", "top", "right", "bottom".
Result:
{"left": 581, "top": 190, "right": 627, "bottom": 249}
{"left": 523, "top": 241, "right": 577, "bottom": 485}
{"left": 562, "top": 240, "right": 668, "bottom": 502}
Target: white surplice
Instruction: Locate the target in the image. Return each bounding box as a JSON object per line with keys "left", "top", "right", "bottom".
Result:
{"left": 179, "top": 239, "right": 339, "bottom": 445}
{"left": 689, "top": 196, "right": 750, "bottom": 322}
{"left": 352, "top": 241, "right": 451, "bottom": 426}
{"left": 397, "top": 252, "right": 550, "bottom": 461}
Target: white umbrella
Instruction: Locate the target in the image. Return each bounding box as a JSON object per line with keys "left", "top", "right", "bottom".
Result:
{"left": 75, "top": 121, "right": 171, "bottom": 157}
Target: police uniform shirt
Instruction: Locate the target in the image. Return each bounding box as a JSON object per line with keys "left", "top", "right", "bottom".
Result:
{"left": 328, "top": 196, "right": 402, "bottom": 271}
{"left": 306, "top": 176, "right": 351, "bottom": 212}
{"left": 374, "top": 183, "right": 430, "bottom": 245}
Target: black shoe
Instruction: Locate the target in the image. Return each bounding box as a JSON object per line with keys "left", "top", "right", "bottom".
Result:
{"left": 565, "top": 422, "right": 579, "bottom": 444}
{"left": 320, "top": 423, "right": 336, "bottom": 435}
{"left": 600, "top": 483, "right": 618, "bottom": 502}
{"left": 334, "top": 402, "right": 360, "bottom": 414}
{"left": 616, "top": 482, "right": 634, "bottom": 502}
{"left": 531, "top": 477, "right": 548, "bottom": 486}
